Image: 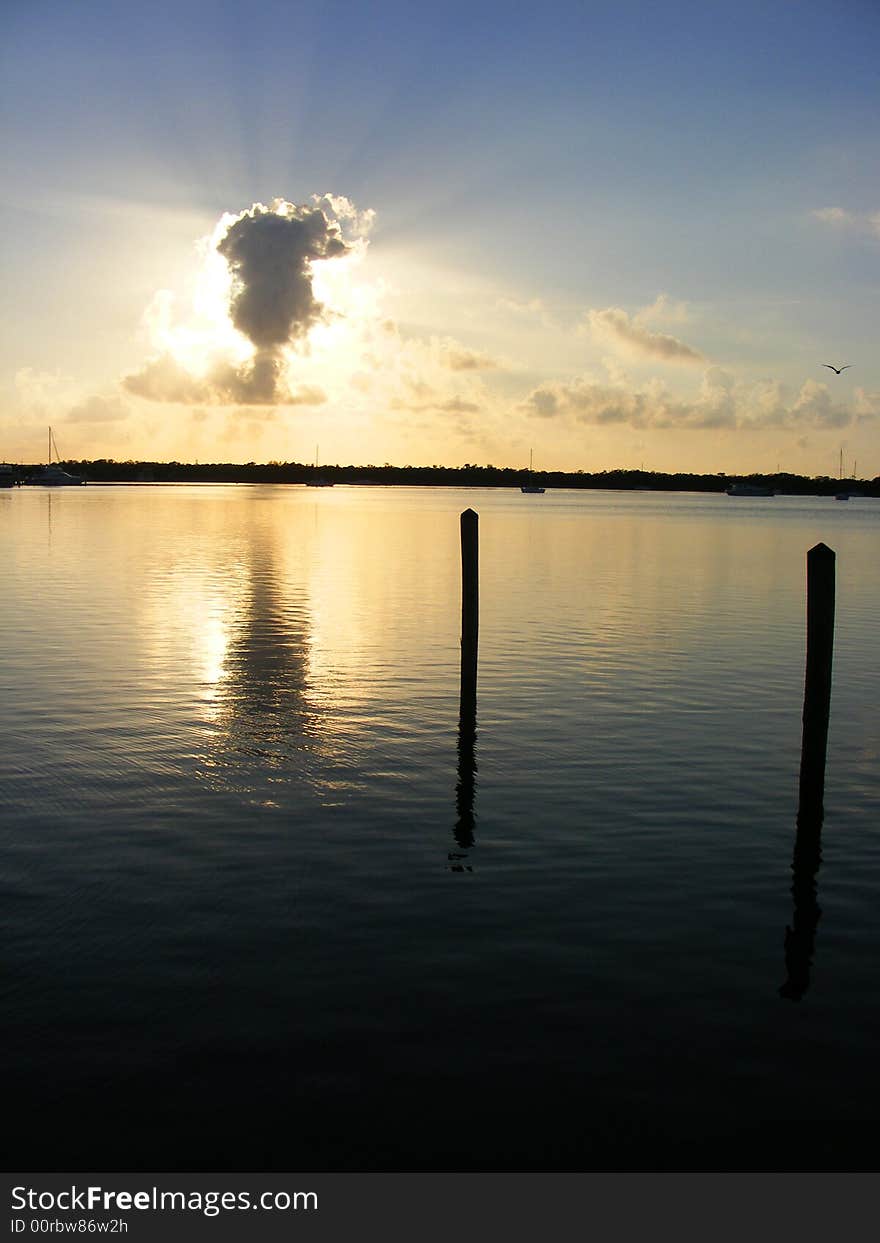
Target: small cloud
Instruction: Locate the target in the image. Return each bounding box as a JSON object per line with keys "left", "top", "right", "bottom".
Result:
{"left": 312, "top": 193, "right": 376, "bottom": 239}
{"left": 692, "top": 367, "right": 737, "bottom": 428}
{"left": 853, "top": 387, "right": 880, "bottom": 419}
{"left": 635, "top": 293, "right": 691, "bottom": 326}
{"left": 439, "top": 344, "right": 499, "bottom": 371}
{"left": 812, "top": 206, "right": 854, "bottom": 226}
{"left": 14, "top": 367, "right": 77, "bottom": 411}
{"left": 221, "top": 413, "right": 268, "bottom": 442}
{"left": 390, "top": 381, "right": 482, "bottom": 417}
{"left": 124, "top": 354, "right": 212, "bottom": 404}
{"left": 402, "top": 377, "right": 436, "bottom": 400}
{"left": 225, "top": 405, "right": 277, "bottom": 423}
{"left": 497, "top": 296, "right": 546, "bottom": 316}
{"left": 788, "top": 378, "right": 850, "bottom": 428}
{"left": 437, "top": 398, "right": 480, "bottom": 414}
{"left": 495, "top": 295, "right": 554, "bottom": 329}
{"left": 585, "top": 307, "right": 705, "bottom": 364}
{"left": 812, "top": 206, "right": 880, "bottom": 238}
{"left": 67, "top": 393, "right": 130, "bottom": 423}
{"left": 286, "top": 384, "right": 327, "bottom": 407}
{"left": 522, "top": 387, "right": 560, "bottom": 419}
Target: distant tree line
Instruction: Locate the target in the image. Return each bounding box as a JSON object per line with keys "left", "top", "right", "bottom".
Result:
{"left": 15, "top": 458, "right": 880, "bottom": 496}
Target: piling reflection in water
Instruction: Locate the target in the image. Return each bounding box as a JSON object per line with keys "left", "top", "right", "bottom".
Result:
{"left": 780, "top": 803, "right": 823, "bottom": 1001}
{"left": 451, "top": 670, "right": 477, "bottom": 868}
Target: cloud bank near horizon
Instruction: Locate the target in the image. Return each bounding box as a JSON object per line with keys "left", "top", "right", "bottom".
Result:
{"left": 521, "top": 367, "right": 871, "bottom": 431}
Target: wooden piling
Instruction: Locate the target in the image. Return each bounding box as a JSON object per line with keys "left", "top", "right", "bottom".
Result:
{"left": 798, "top": 542, "right": 835, "bottom": 819}
{"left": 780, "top": 544, "right": 834, "bottom": 999}
{"left": 449, "top": 509, "right": 479, "bottom": 866}
{"left": 460, "top": 509, "right": 479, "bottom": 699}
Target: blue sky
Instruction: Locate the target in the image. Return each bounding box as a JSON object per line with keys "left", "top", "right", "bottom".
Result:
{"left": 2, "top": 0, "right": 878, "bottom": 473}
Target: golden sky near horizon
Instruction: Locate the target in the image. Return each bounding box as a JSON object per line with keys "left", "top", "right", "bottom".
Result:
{"left": 2, "top": 3, "right": 878, "bottom": 478}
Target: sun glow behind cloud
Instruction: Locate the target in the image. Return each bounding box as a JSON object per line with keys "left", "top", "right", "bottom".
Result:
{"left": 141, "top": 240, "right": 246, "bottom": 378}
{"left": 3, "top": 190, "right": 876, "bottom": 475}
{"left": 126, "top": 199, "right": 360, "bottom": 406}
{"left": 116, "top": 195, "right": 515, "bottom": 463}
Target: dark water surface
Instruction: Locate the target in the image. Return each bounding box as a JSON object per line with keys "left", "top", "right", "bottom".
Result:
{"left": 3, "top": 485, "right": 879, "bottom": 1170}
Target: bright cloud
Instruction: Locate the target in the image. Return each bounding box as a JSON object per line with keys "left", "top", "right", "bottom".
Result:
{"left": 312, "top": 193, "right": 376, "bottom": 240}
{"left": 584, "top": 306, "right": 705, "bottom": 364}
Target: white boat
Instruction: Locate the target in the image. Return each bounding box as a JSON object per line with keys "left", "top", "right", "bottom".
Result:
{"left": 520, "top": 449, "right": 545, "bottom": 494}
{"left": 24, "top": 429, "right": 85, "bottom": 486}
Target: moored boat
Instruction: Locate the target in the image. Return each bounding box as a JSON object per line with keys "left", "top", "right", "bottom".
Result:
{"left": 23, "top": 429, "right": 85, "bottom": 486}
{"left": 520, "top": 449, "right": 545, "bottom": 494}
{"left": 25, "top": 463, "right": 85, "bottom": 486}
{"left": 306, "top": 444, "right": 334, "bottom": 487}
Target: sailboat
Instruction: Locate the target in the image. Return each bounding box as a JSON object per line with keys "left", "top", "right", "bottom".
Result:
{"left": 25, "top": 428, "right": 85, "bottom": 486}
{"left": 306, "top": 444, "right": 334, "bottom": 487}
{"left": 835, "top": 449, "right": 862, "bottom": 500}
{"left": 520, "top": 449, "right": 545, "bottom": 494}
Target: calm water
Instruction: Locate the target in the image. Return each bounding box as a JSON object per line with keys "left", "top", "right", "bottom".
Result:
{"left": 3, "top": 485, "right": 879, "bottom": 1170}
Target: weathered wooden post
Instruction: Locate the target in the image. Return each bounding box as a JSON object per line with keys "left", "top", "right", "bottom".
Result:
{"left": 781, "top": 543, "right": 834, "bottom": 999}
{"left": 798, "top": 542, "right": 835, "bottom": 819}
{"left": 460, "top": 509, "right": 479, "bottom": 700}
{"left": 451, "top": 509, "right": 479, "bottom": 866}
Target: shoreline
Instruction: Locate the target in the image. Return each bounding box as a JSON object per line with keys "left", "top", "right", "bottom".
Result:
{"left": 5, "top": 461, "right": 878, "bottom": 497}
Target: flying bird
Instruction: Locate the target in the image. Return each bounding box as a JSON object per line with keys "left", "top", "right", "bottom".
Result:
{"left": 822, "top": 363, "right": 851, "bottom": 374}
